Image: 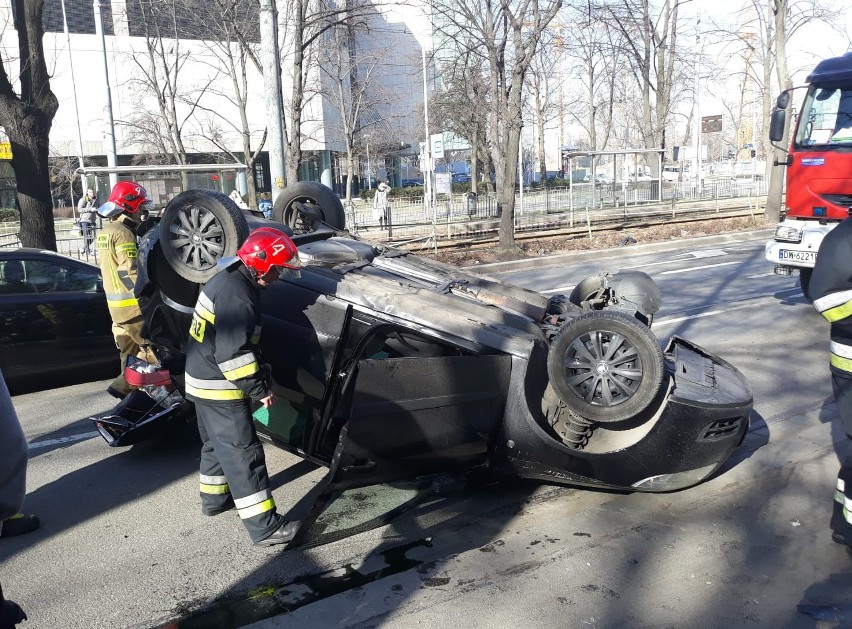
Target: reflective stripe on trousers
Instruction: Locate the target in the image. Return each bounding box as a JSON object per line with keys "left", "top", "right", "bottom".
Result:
{"left": 194, "top": 399, "right": 283, "bottom": 543}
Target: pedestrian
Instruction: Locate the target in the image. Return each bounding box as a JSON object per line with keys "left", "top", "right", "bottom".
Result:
{"left": 95, "top": 181, "right": 158, "bottom": 399}
{"left": 229, "top": 189, "right": 249, "bottom": 209}
{"left": 258, "top": 192, "right": 273, "bottom": 219}
{"left": 373, "top": 181, "right": 390, "bottom": 229}
{"left": 184, "top": 227, "right": 302, "bottom": 547}
{"left": 810, "top": 215, "right": 852, "bottom": 554}
{"left": 0, "top": 366, "right": 38, "bottom": 628}
{"left": 77, "top": 187, "right": 98, "bottom": 254}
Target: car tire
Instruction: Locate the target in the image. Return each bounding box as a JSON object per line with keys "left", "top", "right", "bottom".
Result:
{"left": 158, "top": 189, "right": 249, "bottom": 283}
{"left": 547, "top": 310, "right": 665, "bottom": 423}
{"left": 799, "top": 268, "right": 813, "bottom": 303}
{"left": 568, "top": 275, "right": 607, "bottom": 307}
{"left": 272, "top": 182, "right": 345, "bottom": 233}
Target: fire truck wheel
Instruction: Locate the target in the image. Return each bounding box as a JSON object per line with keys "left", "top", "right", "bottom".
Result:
{"left": 799, "top": 268, "right": 813, "bottom": 303}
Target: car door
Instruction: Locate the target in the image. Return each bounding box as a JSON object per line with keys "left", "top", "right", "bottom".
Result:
{"left": 287, "top": 317, "right": 513, "bottom": 549}
{"left": 0, "top": 255, "right": 115, "bottom": 386}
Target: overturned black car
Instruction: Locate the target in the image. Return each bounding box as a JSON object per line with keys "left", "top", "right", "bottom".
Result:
{"left": 91, "top": 184, "right": 752, "bottom": 547}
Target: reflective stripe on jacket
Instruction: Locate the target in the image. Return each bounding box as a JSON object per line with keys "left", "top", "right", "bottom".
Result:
{"left": 810, "top": 216, "right": 852, "bottom": 376}
{"left": 96, "top": 216, "right": 142, "bottom": 324}
{"left": 184, "top": 262, "right": 269, "bottom": 403}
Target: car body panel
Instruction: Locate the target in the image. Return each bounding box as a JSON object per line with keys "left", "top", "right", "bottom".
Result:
{"left": 93, "top": 223, "right": 753, "bottom": 548}
{"left": 0, "top": 249, "right": 116, "bottom": 392}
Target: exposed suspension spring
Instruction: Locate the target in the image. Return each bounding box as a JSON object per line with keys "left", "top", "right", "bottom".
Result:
{"left": 560, "top": 413, "right": 596, "bottom": 450}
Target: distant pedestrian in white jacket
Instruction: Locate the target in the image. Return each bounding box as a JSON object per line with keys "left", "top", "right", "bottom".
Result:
{"left": 373, "top": 181, "right": 390, "bottom": 229}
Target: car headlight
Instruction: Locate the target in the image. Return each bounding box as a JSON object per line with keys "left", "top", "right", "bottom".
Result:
{"left": 631, "top": 463, "right": 719, "bottom": 491}
{"left": 774, "top": 225, "right": 802, "bottom": 243}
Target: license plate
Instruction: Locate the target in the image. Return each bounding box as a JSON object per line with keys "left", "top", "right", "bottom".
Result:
{"left": 779, "top": 249, "right": 817, "bottom": 263}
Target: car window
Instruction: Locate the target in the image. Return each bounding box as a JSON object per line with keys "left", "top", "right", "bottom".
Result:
{"left": 18, "top": 259, "right": 98, "bottom": 293}
{"left": 0, "top": 260, "right": 38, "bottom": 294}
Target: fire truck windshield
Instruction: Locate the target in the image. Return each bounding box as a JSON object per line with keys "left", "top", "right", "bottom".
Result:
{"left": 794, "top": 85, "right": 852, "bottom": 148}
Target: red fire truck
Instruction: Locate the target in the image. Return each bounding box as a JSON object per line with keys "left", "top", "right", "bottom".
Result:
{"left": 765, "top": 52, "right": 852, "bottom": 299}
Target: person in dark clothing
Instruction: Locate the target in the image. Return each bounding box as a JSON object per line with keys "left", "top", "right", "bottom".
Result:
{"left": 184, "top": 227, "right": 302, "bottom": 547}
{"left": 0, "top": 367, "right": 37, "bottom": 628}
{"left": 810, "top": 216, "right": 852, "bottom": 554}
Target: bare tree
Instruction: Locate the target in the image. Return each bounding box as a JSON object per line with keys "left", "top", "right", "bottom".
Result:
{"left": 433, "top": 0, "right": 562, "bottom": 252}
{"left": 600, "top": 0, "right": 684, "bottom": 167}
{"left": 0, "top": 0, "right": 59, "bottom": 249}
{"left": 319, "top": 15, "right": 391, "bottom": 208}
{"left": 430, "top": 50, "right": 491, "bottom": 194}
{"left": 560, "top": 0, "right": 625, "bottom": 152}
{"left": 279, "top": 0, "right": 375, "bottom": 185}
{"left": 527, "top": 31, "right": 565, "bottom": 182}
{"left": 118, "top": 0, "right": 213, "bottom": 185}
{"left": 195, "top": 0, "right": 267, "bottom": 206}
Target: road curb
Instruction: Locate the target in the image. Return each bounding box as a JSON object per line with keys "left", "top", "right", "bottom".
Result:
{"left": 468, "top": 228, "right": 776, "bottom": 274}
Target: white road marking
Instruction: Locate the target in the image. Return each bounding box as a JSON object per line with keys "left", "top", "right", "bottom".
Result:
{"left": 654, "top": 287, "right": 803, "bottom": 327}
{"left": 543, "top": 285, "right": 575, "bottom": 294}
{"left": 689, "top": 249, "right": 729, "bottom": 259}
{"left": 29, "top": 431, "right": 100, "bottom": 451}
{"left": 746, "top": 272, "right": 777, "bottom": 279}
{"left": 658, "top": 260, "right": 740, "bottom": 275}
{"left": 654, "top": 310, "right": 725, "bottom": 327}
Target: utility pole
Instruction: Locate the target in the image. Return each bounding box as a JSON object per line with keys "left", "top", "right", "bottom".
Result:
{"left": 260, "top": 0, "right": 287, "bottom": 200}
{"left": 93, "top": 0, "right": 118, "bottom": 189}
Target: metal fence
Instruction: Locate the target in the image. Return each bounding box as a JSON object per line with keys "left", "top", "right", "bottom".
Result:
{"left": 1, "top": 177, "right": 768, "bottom": 261}
{"left": 346, "top": 177, "right": 769, "bottom": 244}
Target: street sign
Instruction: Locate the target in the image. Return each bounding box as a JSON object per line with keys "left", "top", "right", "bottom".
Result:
{"left": 0, "top": 142, "right": 11, "bottom": 160}
{"left": 435, "top": 172, "right": 451, "bottom": 194}
{"left": 431, "top": 133, "right": 444, "bottom": 160}
{"left": 701, "top": 115, "right": 723, "bottom": 133}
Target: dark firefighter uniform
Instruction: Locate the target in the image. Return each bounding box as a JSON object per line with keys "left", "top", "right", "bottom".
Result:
{"left": 96, "top": 215, "right": 155, "bottom": 396}
{"left": 184, "top": 261, "right": 284, "bottom": 543}
{"left": 810, "top": 216, "right": 852, "bottom": 551}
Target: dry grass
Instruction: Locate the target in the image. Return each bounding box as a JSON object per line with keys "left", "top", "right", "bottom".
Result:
{"left": 421, "top": 215, "right": 773, "bottom": 267}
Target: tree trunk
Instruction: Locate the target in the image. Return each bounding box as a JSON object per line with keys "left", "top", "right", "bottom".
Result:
{"left": 497, "top": 122, "right": 521, "bottom": 251}
{"left": 7, "top": 112, "right": 56, "bottom": 249}
{"left": 0, "top": 0, "right": 59, "bottom": 250}
{"left": 765, "top": 0, "right": 790, "bottom": 224}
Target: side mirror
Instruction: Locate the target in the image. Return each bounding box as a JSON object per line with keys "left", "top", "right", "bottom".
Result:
{"left": 769, "top": 109, "right": 787, "bottom": 142}
{"left": 776, "top": 90, "right": 790, "bottom": 110}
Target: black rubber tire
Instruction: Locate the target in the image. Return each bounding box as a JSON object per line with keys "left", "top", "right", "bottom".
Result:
{"left": 158, "top": 189, "right": 249, "bottom": 283}
{"left": 546, "top": 310, "right": 665, "bottom": 423}
{"left": 799, "top": 267, "right": 814, "bottom": 303}
{"left": 272, "top": 182, "right": 345, "bottom": 233}
{"left": 568, "top": 275, "right": 606, "bottom": 307}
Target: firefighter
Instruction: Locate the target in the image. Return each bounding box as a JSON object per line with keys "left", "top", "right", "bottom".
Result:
{"left": 96, "top": 181, "right": 157, "bottom": 399}
{"left": 184, "top": 227, "right": 302, "bottom": 547}
{"left": 810, "top": 216, "right": 852, "bottom": 553}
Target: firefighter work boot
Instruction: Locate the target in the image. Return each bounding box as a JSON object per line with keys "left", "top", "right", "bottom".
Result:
{"left": 0, "top": 514, "right": 40, "bottom": 538}
{"left": 106, "top": 385, "right": 126, "bottom": 400}
{"left": 254, "top": 520, "right": 300, "bottom": 547}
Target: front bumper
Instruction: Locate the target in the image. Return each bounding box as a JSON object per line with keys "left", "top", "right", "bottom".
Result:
{"left": 90, "top": 389, "right": 192, "bottom": 447}
{"left": 764, "top": 219, "right": 836, "bottom": 269}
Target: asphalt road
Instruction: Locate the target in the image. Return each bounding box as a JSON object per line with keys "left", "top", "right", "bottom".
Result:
{"left": 4, "top": 231, "right": 851, "bottom": 628}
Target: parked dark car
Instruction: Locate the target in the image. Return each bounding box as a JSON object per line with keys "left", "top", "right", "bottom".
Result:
{"left": 90, "top": 183, "right": 753, "bottom": 548}
{"left": 401, "top": 179, "right": 424, "bottom": 187}
{"left": 0, "top": 249, "right": 116, "bottom": 392}
{"left": 452, "top": 173, "right": 471, "bottom": 183}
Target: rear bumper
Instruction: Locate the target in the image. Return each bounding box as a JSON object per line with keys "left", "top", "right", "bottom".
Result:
{"left": 496, "top": 336, "right": 753, "bottom": 492}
